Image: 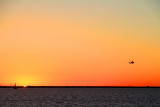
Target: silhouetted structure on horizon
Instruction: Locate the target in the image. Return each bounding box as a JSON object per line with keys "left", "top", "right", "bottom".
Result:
{"left": 13, "top": 83, "right": 18, "bottom": 89}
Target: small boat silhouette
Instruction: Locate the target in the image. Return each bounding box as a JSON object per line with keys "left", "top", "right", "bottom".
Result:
{"left": 13, "top": 83, "right": 18, "bottom": 89}
{"left": 129, "top": 61, "right": 134, "bottom": 64}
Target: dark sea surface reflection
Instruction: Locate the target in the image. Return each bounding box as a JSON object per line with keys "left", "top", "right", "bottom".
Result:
{"left": 0, "top": 88, "right": 160, "bottom": 106}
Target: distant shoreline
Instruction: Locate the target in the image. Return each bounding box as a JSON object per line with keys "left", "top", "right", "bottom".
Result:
{"left": 0, "top": 86, "right": 159, "bottom": 88}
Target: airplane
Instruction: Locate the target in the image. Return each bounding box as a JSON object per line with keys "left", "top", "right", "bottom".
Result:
{"left": 129, "top": 61, "right": 134, "bottom": 64}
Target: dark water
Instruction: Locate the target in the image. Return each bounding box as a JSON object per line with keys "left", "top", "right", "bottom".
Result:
{"left": 0, "top": 88, "right": 160, "bottom": 106}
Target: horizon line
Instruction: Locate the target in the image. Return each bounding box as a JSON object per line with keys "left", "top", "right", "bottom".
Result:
{"left": 0, "top": 86, "right": 160, "bottom": 88}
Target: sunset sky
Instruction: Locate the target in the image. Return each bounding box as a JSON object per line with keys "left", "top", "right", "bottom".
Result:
{"left": 0, "top": 0, "right": 160, "bottom": 86}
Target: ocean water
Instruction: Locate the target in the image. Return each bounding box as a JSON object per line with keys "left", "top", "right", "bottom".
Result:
{"left": 0, "top": 88, "right": 160, "bottom": 107}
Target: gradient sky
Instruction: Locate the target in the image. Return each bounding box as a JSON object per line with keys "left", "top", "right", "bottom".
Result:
{"left": 0, "top": 0, "right": 160, "bottom": 86}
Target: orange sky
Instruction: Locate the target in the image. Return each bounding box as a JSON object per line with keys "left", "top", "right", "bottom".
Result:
{"left": 0, "top": 1, "right": 160, "bottom": 86}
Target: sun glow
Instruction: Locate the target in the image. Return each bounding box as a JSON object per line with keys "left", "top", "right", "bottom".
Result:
{"left": 12, "top": 76, "right": 39, "bottom": 86}
{"left": 23, "top": 85, "right": 27, "bottom": 88}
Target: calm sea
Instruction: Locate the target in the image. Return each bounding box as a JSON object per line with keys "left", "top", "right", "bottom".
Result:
{"left": 0, "top": 88, "right": 160, "bottom": 106}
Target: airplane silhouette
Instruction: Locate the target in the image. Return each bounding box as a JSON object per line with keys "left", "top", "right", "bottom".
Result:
{"left": 129, "top": 61, "right": 134, "bottom": 64}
